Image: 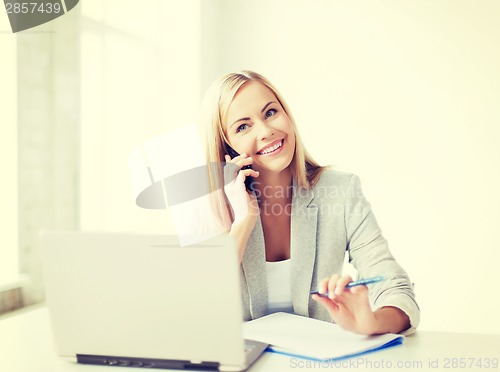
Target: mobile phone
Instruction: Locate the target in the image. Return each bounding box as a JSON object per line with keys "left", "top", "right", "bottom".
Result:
{"left": 225, "top": 143, "right": 254, "bottom": 191}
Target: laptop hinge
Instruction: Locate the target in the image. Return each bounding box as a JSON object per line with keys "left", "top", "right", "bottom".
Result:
{"left": 77, "top": 354, "right": 220, "bottom": 370}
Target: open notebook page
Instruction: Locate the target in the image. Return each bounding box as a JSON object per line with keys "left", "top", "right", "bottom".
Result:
{"left": 243, "top": 312, "right": 403, "bottom": 361}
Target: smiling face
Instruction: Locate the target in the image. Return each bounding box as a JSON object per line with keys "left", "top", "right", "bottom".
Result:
{"left": 224, "top": 81, "right": 296, "bottom": 177}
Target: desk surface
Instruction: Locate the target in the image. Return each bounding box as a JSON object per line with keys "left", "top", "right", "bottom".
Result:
{"left": 1, "top": 305, "right": 499, "bottom": 372}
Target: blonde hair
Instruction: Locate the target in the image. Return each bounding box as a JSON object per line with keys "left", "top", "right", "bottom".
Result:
{"left": 200, "top": 70, "right": 326, "bottom": 228}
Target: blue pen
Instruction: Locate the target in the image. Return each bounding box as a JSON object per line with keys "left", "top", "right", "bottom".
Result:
{"left": 310, "top": 276, "right": 385, "bottom": 296}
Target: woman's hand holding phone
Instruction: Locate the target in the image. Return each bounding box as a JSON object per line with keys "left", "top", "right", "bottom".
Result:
{"left": 223, "top": 153, "right": 260, "bottom": 224}
{"left": 224, "top": 153, "right": 260, "bottom": 262}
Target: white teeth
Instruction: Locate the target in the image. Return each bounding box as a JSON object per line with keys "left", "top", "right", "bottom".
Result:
{"left": 260, "top": 140, "right": 282, "bottom": 154}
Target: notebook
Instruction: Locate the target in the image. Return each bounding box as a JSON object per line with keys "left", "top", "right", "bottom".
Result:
{"left": 38, "top": 231, "right": 267, "bottom": 371}
{"left": 243, "top": 312, "right": 403, "bottom": 362}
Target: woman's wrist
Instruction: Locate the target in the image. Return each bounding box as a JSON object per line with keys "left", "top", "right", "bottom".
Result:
{"left": 230, "top": 214, "right": 256, "bottom": 235}
{"left": 371, "top": 306, "right": 411, "bottom": 335}
{"left": 229, "top": 217, "right": 256, "bottom": 263}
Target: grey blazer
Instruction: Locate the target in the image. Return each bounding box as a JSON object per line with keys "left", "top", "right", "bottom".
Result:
{"left": 239, "top": 170, "right": 420, "bottom": 335}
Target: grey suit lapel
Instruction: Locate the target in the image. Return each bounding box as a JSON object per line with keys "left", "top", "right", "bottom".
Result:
{"left": 291, "top": 181, "right": 318, "bottom": 317}
{"left": 241, "top": 214, "right": 268, "bottom": 319}
{"left": 241, "top": 180, "right": 318, "bottom": 319}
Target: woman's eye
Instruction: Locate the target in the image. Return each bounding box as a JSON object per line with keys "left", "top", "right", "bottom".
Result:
{"left": 236, "top": 123, "right": 249, "bottom": 133}
{"left": 265, "top": 108, "right": 277, "bottom": 119}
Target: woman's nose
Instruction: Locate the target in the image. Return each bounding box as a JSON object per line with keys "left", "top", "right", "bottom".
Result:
{"left": 255, "top": 120, "right": 274, "bottom": 140}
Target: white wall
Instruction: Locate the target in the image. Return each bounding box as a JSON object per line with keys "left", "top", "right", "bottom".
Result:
{"left": 200, "top": 0, "right": 500, "bottom": 334}
{"left": 75, "top": 0, "right": 500, "bottom": 334}
{"left": 0, "top": 0, "right": 494, "bottom": 333}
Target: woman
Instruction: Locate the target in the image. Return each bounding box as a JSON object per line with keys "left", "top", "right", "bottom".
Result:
{"left": 201, "top": 70, "right": 419, "bottom": 336}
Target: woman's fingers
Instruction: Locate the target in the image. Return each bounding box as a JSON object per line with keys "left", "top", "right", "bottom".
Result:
{"left": 317, "top": 277, "right": 331, "bottom": 296}
{"left": 312, "top": 294, "right": 349, "bottom": 326}
{"left": 239, "top": 168, "right": 260, "bottom": 179}
{"left": 225, "top": 153, "right": 252, "bottom": 166}
{"left": 335, "top": 275, "right": 353, "bottom": 296}
{"left": 224, "top": 154, "right": 257, "bottom": 183}
{"left": 349, "top": 284, "right": 368, "bottom": 296}
{"left": 225, "top": 154, "right": 259, "bottom": 186}
{"left": 327, "top": 274, "right": 341, "bottom": 300}
{"left": 313, "top": 276, "right": 375, "bottom": 334}
{"left": 231, "top": 169, "right": 259, "bottom": 191}
{"left": 226, "top": 153, "right": 245, "bottom": 162}
{"left": 315, "top": 274, "right": 354, "bottom": 300}
{"left": 311, "top": 294, "right": 340, "bottom": 313}
{"left": 235, "top": 156, "right": 253, "bottom": 170}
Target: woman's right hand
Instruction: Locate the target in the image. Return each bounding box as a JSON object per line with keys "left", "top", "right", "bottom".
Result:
{"left": 223, "top": 154, "right": 260, "bottom": 227}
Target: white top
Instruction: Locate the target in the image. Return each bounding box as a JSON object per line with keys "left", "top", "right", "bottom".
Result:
{"left": 265, "top": 259, "right": 293, "bottom": 314}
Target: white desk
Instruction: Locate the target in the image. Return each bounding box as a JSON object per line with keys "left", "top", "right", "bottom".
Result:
{"left": 1, "top": 305, "right": 499, "bottom": 372}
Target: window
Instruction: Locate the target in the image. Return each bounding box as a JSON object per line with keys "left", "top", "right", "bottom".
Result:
{"left": 80, "top": 1, "right": 201, "bottom": 233}
{"left": 0, "top": 0, "right": 203, "bottom": 312}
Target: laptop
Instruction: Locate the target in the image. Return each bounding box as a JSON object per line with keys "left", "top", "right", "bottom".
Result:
{"left": 38, "top": 231, "right": 268, "bottom": 371}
